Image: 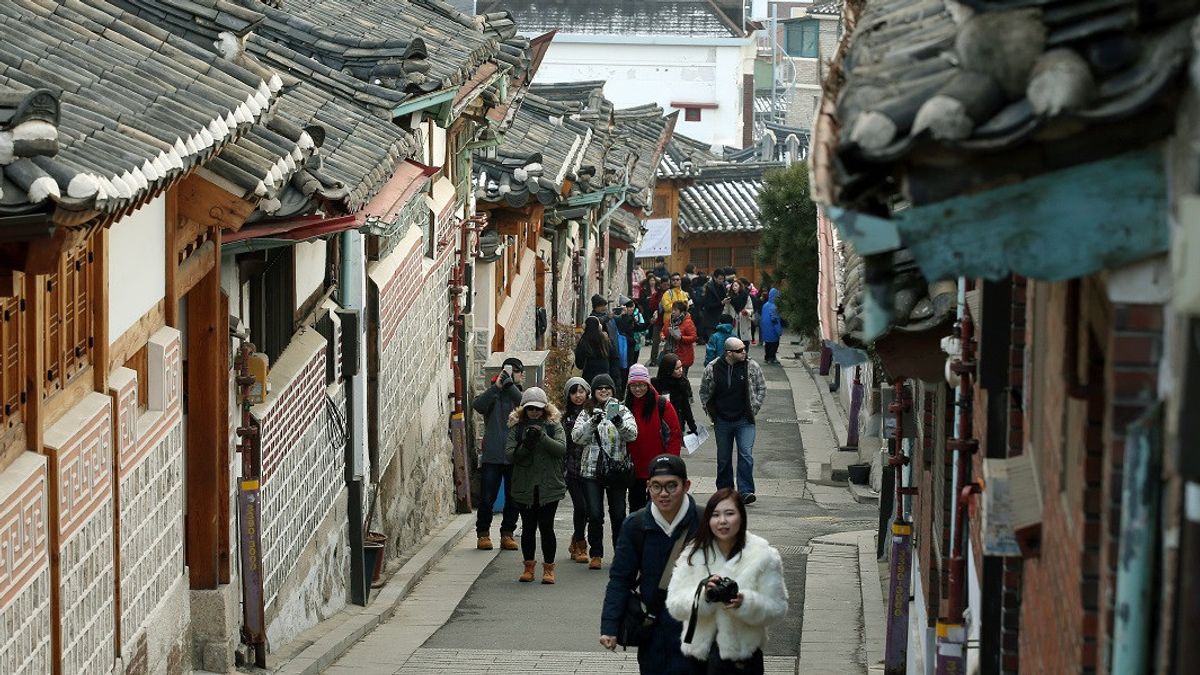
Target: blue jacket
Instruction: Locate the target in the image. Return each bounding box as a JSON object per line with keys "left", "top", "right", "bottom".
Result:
{"left": 602, "top": 499, "right": 700, "bottom": 675}
{"left": 760, "top": 288, "right": 783, "bottom": 343}
{"left": 705, "top": 321, "right": 735, "bottom": 365}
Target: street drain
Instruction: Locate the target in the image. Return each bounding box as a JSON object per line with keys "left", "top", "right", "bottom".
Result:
{"left": 776, "top": 545, "right": 812, "bottom": 556}
{"left": 761, "top": 418, "right": 814, "bottom": 424}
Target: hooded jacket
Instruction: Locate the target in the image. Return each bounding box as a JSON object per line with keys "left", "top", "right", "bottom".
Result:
{"left": 705, "top": 320, "right": 735, "bottom": 366}
{"left": 471, "top": 377, "right": 524, "bottom": 464}
{"left": 504, "top": 405, "right": 567, "bottom": 506}
{"left": 625, "top": 387, "right": 683, "bottom": 478}
{"left": 760, "top": 288, "right": 783, "bottom": 343}
{"left": 665, "top": 533, "right": 788, "bottom": 661}
{"left": 571, "top": 401, "right": 638, "bottom": 480}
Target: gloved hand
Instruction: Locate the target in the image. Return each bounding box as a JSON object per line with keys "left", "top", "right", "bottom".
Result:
{"left": 609, "top": 413, "right": 623, "bottom": 426}
{"left": 523, "top": 425, "right": 544, "bottom": 446}
{"left": 497, "top": 370, "right": 512, "bottom": 388}
{"left": 591, "top": 410, "right": 605, "bottom": 425}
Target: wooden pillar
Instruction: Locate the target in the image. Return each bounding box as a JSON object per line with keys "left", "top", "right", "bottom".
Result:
{"left": 185, "top": 227, "right": 227, "bottom": 589}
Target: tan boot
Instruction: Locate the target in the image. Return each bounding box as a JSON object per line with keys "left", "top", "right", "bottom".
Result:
{"left": 573, "top": 540, "right": 590, "bottom": 563}
{"left": 589, "top": 557, "right": 602, "bottom": 570}
{"left": 519, "top": 560, "right": 537, "bottom": 582}
{"left": 500, "top": 533, "right": 519, "bottom": 551}
{"left": 567, "top": 536, "right": 580, "bottom": 560}
{"left": 477, "top": 535, "right": 493, "bottom": 550}
{"left": 541, "top": 562, "right": 556, "bottom": 584}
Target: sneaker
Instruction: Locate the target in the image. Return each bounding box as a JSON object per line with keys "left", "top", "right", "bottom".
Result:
{"left": 477, "top": 535, "right": 493, "bottom": 550}
{"left": 743, "top": 493, "right": 757, "bottom": 505}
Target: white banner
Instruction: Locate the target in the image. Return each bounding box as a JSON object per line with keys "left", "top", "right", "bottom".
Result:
{"left": 635, "top": 218, "right": 672, "bottom": 257}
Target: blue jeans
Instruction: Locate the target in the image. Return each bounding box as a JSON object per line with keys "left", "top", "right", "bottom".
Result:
{"left": 714, "top": 417, "right": 756, "bottom": 495}
{"left": 476, "top": 462, "right": 519, "bottom": 536}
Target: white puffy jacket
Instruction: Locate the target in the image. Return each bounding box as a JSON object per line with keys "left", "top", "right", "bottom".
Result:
{"left": 665, "top": 532, "right": 788, "bottom": 661}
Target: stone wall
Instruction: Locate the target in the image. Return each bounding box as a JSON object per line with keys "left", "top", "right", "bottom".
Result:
{"left": 369, "top": 229, "right": 456, "bottom": 556}
{"left": 0, "top": 452, "right": 52, "bottom": 675}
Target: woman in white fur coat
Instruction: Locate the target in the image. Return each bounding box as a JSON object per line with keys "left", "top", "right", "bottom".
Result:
{"left": 666, "top": 489, "right": 787, "bottom": 674}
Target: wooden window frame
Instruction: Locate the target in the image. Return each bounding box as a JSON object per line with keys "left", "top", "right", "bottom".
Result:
{"left": 1, "top": 289, "right": 27, "bottom": 432}
{"left": 44, "top": 241, "right": 95, "bottom": 400}
{"left": 784, "top": 20, "right": 819, "bottom": 58}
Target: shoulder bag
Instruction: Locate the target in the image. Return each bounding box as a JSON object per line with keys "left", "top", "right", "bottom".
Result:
{"left": 615, "top": 525, "right": 689, "bottom": 648}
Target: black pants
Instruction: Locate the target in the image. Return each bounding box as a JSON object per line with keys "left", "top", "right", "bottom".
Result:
{"left": 583, "top": 477, "right": 628, "bottom": 557}
{"left": 688, "top": 645, "right": 765, "bottom": 675}
{"left": 566, "top": 476, "right": 588, "bottom": 541}
{"left": 476, "top": 462, "right": 519, "bottom": 536}
{"left": 628, "top": 477, "right": 649, "bottom": 513}
{"left": 764, "top": 341, "right": 779, "bottom": 363}
{"left": 518, "top": 493, "right": 559, "bottom": 562}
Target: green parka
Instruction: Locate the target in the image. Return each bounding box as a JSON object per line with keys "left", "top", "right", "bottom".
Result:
{"left": 504, "top": 404, "right": 567, "bottom": 506}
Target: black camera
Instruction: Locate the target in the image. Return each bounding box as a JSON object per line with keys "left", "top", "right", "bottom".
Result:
{"left": 705, "top": 577, "right": 739, "bottom": 604}
{"left": 523, "top": 425, "right": 543, "bottom": 444}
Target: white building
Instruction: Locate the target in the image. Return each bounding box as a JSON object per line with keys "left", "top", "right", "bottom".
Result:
{"left": 479, "top": 0, "right": 757, "bottom": 148}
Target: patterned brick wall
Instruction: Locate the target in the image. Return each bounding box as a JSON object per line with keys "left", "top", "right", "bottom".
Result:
{"left": 370, "top": 233, "right": 456, "bottom": 553}
{"left": 0, "top": 452, "right": 52, "bottom": 675}
{"left": 252, "top": 331, "right": 344, "bottom": 606}
{"left": 110, "top": 328, "right": 187, "bottom": 659}
{"left": 44, "top": 391, "right": 116, "bottom": 675}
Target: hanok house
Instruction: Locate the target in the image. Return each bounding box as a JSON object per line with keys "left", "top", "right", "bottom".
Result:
{"left": 652, "top": 138, "right": 782, "bottom": 286}
{"left": 0, "top": 0, "right": 540, "bottom": 672}
{"left": 473, "top": 80, "right": 675, "bottom": 356}
{"left": 811, "top": 0, "right": 1200, "bottom": 672}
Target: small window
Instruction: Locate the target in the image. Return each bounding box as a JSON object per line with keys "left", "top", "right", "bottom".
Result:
{"left": 689, "top": 247, "right": 709, "bottom": 269}
{"left": 684, "top": 108, "right": 702, "bottom": 122}
{"left": 785, "top": 20, "right": 819, "bottom": 58}
{"left": 734, "top": 247, "right": 755, "bottom": 268}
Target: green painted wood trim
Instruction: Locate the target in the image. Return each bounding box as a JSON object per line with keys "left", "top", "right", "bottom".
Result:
{"left": 391, "top": 89, "right": 457, "bottom": 118}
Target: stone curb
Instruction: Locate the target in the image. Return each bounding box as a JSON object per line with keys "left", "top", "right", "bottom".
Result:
{"left": 270, "top": 513, "right": 475, "bottom": 675}
{"left": 857, "top": 530, "right": 887, "bottom": 674}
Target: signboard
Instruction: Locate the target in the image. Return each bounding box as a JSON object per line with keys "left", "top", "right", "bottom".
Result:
{"left": 238, "top": 479, "right": 266, "bottom": 661}
{"left": 635, "top": 218, "right": 672, "bottom": 258}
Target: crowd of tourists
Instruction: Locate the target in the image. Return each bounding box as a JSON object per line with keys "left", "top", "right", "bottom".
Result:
{"left": 471, "top": 257, "right": 789, "bottom": 674}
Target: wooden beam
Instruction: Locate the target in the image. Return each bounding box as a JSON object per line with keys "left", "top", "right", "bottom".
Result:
{"left": 107, "top": 300, "right": 165, "bottom": 373}
{"left": 174, "top": 239, "right": 216, "bottom": 301}
{"left": 165, "top": 188, "right": 178, "bottom": 326}
{"left": 218, "top": 288, "right": 231, "bottom": 584}
{"left": 92, "top": 228, "right": 109, "bottom": 393}
{"left": 185, "top": 228, "right": 226, "bottom": 589}
{"left": 175, "top": 173, "right": 256, "bottom": 233}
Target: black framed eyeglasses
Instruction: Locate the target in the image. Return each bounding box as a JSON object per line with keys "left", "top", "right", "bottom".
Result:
{"left": 729, "top": 348, "right": 746, "bottom": 353}
{"left": 648, "top": 481, "right": 682, "bottom": 495}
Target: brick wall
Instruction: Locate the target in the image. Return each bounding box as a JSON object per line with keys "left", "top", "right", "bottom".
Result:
{"left": 370, "top": 232, "right": 456, "bottom": 555}
{"left": 0, "top": 452, "right": 52, "bottom": 675}
{"left": 1002, "top": 275, "right": 1027, "bottom": 674}
{"left": 110, "top": 326, "right": 189, "bottom": 673}
{"left": 1097, "top": 302, "right": 1163, "bottom": 673}
{"left": 44, "top": 391, "right": 116, "bottom": 675}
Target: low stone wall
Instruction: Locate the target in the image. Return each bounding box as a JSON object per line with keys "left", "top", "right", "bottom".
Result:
{"left": 0, "top": 452, "right": 52, "bottom": 675}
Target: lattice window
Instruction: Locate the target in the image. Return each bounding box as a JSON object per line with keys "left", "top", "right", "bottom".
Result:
{"left": 0, "top": 291, "right": 25, "bottom": 430}
{"left": 44, "top": 242, "right": 94, "bottom": 399}
{"left": 689, "top": 247, "right": 709, "bottom": 269}
{"left": 734, "top": 246, "right": 756, "bottom": 269}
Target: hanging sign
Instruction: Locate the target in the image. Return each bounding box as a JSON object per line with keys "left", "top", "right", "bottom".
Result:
{"left": 635, "top": 218, "right": 672, "bottom": 257}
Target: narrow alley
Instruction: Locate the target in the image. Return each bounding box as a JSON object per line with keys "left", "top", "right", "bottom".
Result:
{"left": 291, "top": 344, "right": 881, "bottom": 674}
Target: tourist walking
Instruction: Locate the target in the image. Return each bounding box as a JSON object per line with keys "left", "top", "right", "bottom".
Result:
{"left": 760, "top": 289, "right": 783, "bottom": 364}
{"left": 471, "top": 357, "right": 524, "bottom": 550}
{"left": 624, "top": 364, "right": 682, "bottom": 512}
{"left": 653, "top": 353, "right": 698, "bottom": 437}
{"left": 575, "top": 316, "right": 619, "bottom": 386}
{"left": 697, "top": 270, "right": 726, "bottom": 342}
{"left": 652, "top": 256, "right": 670, "bottom": 282}
{"left": 661, "top": 272, "right": 690, "bottom": 316}
{"left": 572, "top": 373, "right": 639, "bottom": 569}
{"left": 562, "top": 377, "right": 592, "bottom": 563}
{"left": 505, "top": 387, "right": 567, "bottom": 584}
{"left": 642, "top": 275, "right": 666, "bottom": 364}
{"left": 600, "top": 454, "right": 699, "bottom": 675}
{"left": 705, "top": 315, "right": 736, "bottom": 366}
{"left": 660, "top": 300, "right": 697, "bottom": 374}
{"left": 722, "top": 279, "right": 753, "bottom": 343}
{"left": 665, "top": 489, "right": 787, "bottom": 674}
{"left": 699, "top": 338, "right": 766, "bottom": 504}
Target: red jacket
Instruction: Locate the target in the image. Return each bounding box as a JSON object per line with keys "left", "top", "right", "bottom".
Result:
{"left": 626, "top": 388, "right": 683, "bottom": 478}
{"left": 661, "top": 313, "right": 698, "bottom": 367}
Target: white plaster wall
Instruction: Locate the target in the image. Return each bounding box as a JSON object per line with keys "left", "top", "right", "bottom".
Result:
{"left": 533, "top": 39, "right": 754, "bottom": 147}
{"left": 108, "top": 194, "right": 166, "bottom": 345}
{"left": 428, "top": 122, "right": 447, "bottom": 167}
{"left": 293, "top": 241, "right": 326, "bottom": 312}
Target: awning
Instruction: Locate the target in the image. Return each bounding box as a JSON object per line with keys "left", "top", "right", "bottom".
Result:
{"left": 361, "top": 159, "right": 440, "bottom": 225}
{"left": 222, "top": 215, "right": 360, "bottom": 254}
{"left": 426, "top": 176, "right": 457, "bottom": 224}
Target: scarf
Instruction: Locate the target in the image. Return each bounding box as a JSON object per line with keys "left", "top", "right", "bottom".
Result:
{"left": 664, "top": 310, "right": 684, "bottom": 353}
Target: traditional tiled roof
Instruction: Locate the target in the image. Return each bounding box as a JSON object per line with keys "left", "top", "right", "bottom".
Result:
{"left": 813, "top": 0, "right": 1196, "bottom": 207}
{"left": 477, "top": 0, "right": 744, "bottom": 38}
{"left": 808, "top": 0, "right": 842, "bottom": 16}
{"left": 678, "top": 162, "right": 782, "bottom": 234}
{"left": 658, "top": 133, "right": 720, "bottom": 178}
{"left": 839, "top": 245, "right": 956, "bottom": 347}
{"left": 609, "top": 206, "right": 641, "bottom": 243}
{"left": 474, "top": 103, "right": 593, "bottom": 207}
{"left": 0, "top": 0, "right": 283, "bottom": 223}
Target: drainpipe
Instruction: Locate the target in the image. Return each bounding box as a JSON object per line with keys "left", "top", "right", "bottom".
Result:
{"left": 884, "top": 377, "right": 912, "bottom": 674}
{"left": 448, "top": 214, "right": 486, "bottom": 514}
{"left": 338, "top": 230, "right": 368, "bottom": 606}
{"left": 1111, "top": 408, "right": 1161, "bottom": 673}
{"left": 939, "top": 278, "right": 975, "bottom": 674}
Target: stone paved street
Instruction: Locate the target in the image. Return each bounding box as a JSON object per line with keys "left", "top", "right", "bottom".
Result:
{"left": 326, "top": 345, "right": 881, "bottom": 674}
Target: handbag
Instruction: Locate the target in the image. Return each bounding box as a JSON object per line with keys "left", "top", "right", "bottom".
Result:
{"left": 616, "top": 529, "right": 689, "bottom": 648}
{"left": 593, "top": 414, "right": 632, "bottom": 486}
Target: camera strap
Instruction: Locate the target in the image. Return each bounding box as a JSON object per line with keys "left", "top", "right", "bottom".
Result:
{"left": 684, "top": 580, "right": 705, "bottom": 644}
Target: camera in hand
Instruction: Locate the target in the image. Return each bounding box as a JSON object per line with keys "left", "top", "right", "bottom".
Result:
{"left": 523, "top": 425, "right": 542, "bottom": 443}
{"left": 705, "top": 577, "right": 739, "bottom": 604}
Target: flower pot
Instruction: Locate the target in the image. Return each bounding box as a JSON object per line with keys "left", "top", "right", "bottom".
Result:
{"left": 364, "top": 531, "right": 387, "bottom": 583}
{"left": 847, "top": 463, "right": 871, "bottom": 486}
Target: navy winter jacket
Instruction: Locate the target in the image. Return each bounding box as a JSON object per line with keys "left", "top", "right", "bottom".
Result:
{"left": 601, "top": 498, "right": 700, "bottom": 674}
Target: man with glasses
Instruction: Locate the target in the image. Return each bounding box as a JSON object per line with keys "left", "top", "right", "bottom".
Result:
{"left": 600, "top": 454, "right": 698, "bottom": 674}
{"left": 660, "top": 273, "right": 690, "bottom": 317}
{"left": 699, "top": 337, "right": 767, "bottom": 504}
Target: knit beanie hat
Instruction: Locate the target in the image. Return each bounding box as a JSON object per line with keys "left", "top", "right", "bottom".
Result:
{"left": 591, "top": 294, "right": 609, "bottom": 309}
{"left": 627, "top": 363, "right": 651, "bottom": 385}
{"left": 563, "top": 376, "right": 591, "bottom": 399}
{"left": 590, "top": 373, "right": 616, "bottom": 391}
{"left": 520, "top": 387, "right": 549, "bottom": 409}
